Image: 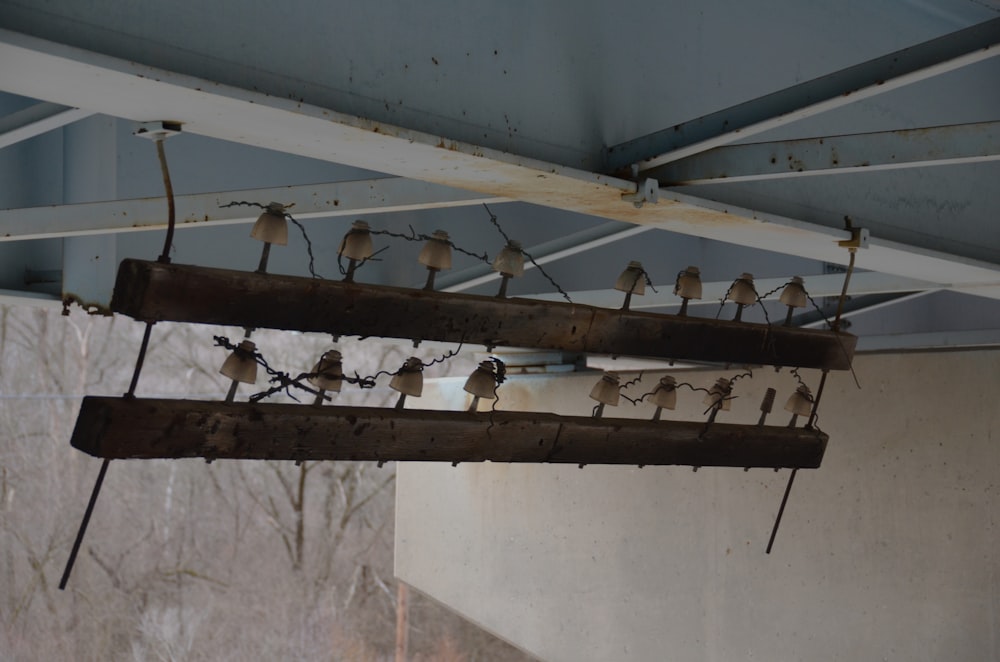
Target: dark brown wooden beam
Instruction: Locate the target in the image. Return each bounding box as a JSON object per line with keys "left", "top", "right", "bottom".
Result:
{"left": 71, "top": 397, "right": 828, "bottom": 469}
{"left": 111, "top": 259, "right": 855, "bottom": 370}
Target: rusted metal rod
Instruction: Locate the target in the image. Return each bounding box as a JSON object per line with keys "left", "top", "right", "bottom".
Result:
{"left": 58, "top": 458, "right": 110, "bottom": 590}
{"left": 766, "top": 468, "right": 798, "bottom": 554}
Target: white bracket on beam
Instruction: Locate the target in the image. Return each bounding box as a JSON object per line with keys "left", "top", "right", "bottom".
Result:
{"left": 133, "top": 120, "right": 182, "bottom": 140}
{"left": 621, "top": 178, "right": 659, "bottom": 208}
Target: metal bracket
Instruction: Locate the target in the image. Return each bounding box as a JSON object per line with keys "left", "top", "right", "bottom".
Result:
{"left": 132, "top": 121, "right": 183, "bottom": 140}
{"left": 838, "top": 227, "right": 869, "bottom": 250}
{"left": 621, "top": 178, "right": 659, "bottom": 208}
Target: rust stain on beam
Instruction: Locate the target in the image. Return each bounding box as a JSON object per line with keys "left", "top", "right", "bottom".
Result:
{"left": 70, "top": 397, "right": 829, "bottom": 469}
{"left": 111, "top": 260, "right": 856, "bottom": 370}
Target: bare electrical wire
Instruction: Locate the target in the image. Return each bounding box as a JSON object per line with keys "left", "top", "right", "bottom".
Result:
{"left": 483, "top": 204, "right": 572, "bottom": 303}
{"left": 218, "top": 201, "right": 322, "bottom": 279}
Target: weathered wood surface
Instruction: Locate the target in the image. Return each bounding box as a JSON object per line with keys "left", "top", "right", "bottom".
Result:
{"left": 111, "top": 260, "right": 856, "bottom": 369}
{"left": 71, "top": 397, "right": 829, "bottom": 469}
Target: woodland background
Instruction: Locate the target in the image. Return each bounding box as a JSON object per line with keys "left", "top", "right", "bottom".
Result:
{"left": 0, "top": 302, "right": 534, "bottom": 661}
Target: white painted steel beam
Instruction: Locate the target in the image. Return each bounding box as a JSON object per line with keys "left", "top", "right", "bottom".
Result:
{"left": 607, "top": 18, "right": 1000, "bottom": 171}
{"left": 0, "top": 100, "right": 92, "bottom": 148}
{"left": 0, "top": 29, "right": 997, "bottom": 299}
{"left": 650, "top": 122, "right": 1000, "bottom": 185}
{"left": 856, "top": 329, "right": 1000, "bottom": 352}
{"left": 0, "top": 178, "right": 507, "bottom": 241}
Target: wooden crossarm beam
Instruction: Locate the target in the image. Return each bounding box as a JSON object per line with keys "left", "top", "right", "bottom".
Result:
{"left": 70, "top": 397, "right": 829, "bottom": 469}
{"left": 111, "top": 259, "right": 856, "bottom": 370}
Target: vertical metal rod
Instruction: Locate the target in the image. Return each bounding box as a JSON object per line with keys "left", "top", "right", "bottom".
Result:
{"left": 766, "top": 468, "right": 798, "bottom": 554}
{"left": 125, "top": 321, "right": 154, "bottom": 399}
{"left": 61, "top": 317, "right": 156, "bottom": 589}
{"left": 496, "top": 274, "right": 510, "bottom": 298}
{"left": 757, "top": 388, "right": 776, "bottom": 425}
{"left": 256, "top": 242, "right": 272, "bottom": 273}
{"left": 154, "top": 138, "right": 175, "bottom": 264}
{"left": 678, "top": 298, "right": 689, "bottom": 316}
{"left": 423, "top": 268, "right": 438, "bottom": 291}
{"left": 59, "top": 458, "right": 111, "bottom": 590}
{"left": 344, "top": 258, "right": 359, "bottom": 282}
{"left": 621, "top": 290, "right": 633, "bottom": 311}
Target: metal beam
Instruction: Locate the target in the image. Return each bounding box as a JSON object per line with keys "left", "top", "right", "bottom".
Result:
{"left": 111, "top": 259, "right": 857, "bottom": 370}
{"left": 0, "top": 100, "right": 92, "bottom": 148}
{"left": 606, "top": 18, "right": 1000, "bottom": 172}
{"left": 0, "top": 178, "right": 507, "bottom": 241}
{"left": 649, "top": 122, "right": 1000, "bottom": 185}
{"left": 1, "top": 29, "right": 997, "bottom": 298}
{"left": 70, "top": 397, "right": 830, "bottom": 470}
{"left": 857, "top": 329, "right": 1000, "bottom": 352}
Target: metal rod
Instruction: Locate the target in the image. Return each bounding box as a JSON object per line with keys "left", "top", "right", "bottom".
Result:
{"left": 423, "top": 268, "right": 438, "bottom": 291}
{"left": 256, "top": 242, "right": 272, "bottom": 274}
{"left": 58, "top": 458, "right": 111, "bottom": 590}
{"left": 154, "top": 138, "right": 175, "bottom": 264}
{"left": 65, "top": 311, "right": 156, "bottom": 587}
{"left": 766, "top": 468, "right": 798, "bottom": 554}
{"left": 125, "top": 321, "right": 154, "bottom": 398}
{"left": 344, "top": 258, "right": 358, "bottom": 282}
{"left": 807, "top": 370, "right": 829, "bottom": 429}
{"left": 833, "top": 250, "right": 857, "bottom": 330}
{"left": 621, "top": 290, "right": 633, "bottom": 311}
{"left": 496, "top": 274, "right": 510, "bottom": 298}
{"left": 757, "top": 388, "right": 776, "bottom": 425}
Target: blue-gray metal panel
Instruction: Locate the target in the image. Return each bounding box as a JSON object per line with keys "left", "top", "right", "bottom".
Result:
{"left": 607, "top": 18, "right": 1000, "bottom": 171}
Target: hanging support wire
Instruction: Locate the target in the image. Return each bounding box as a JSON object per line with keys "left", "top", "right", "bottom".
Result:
{"left": 60, "top": 127, "right": 181, "bottom": 589}
{"left": 766, "top": 223, "right": 864, "bottom": 554}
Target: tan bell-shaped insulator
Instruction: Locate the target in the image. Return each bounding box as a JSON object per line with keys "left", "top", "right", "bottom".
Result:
{"left": 703, "top": 378, "right": 732, "bottom": 411}
{"left": 463, "top": 361, "right": 498, "bottom": 400}
{"left": 784, "top": 384, "right": 813, "bottom": 417}
{"left": 780, "top": 276, "right": 808, "bottom": 309}
{"left": 674, "top": 266, "right": 703, "bottom": 300}
{"left": 651, "top": 375, "right": 678, "bottom": 410}
{"left": 614, "top": 261, "right": 646, "bottom": 295}
{"left": 308, "top": 350, "right": 343, "bottom": 392}
{"left": 730, "top": 273, "right": 757, "bottom": 306}
{"left": 250, "top": 203, "right": 288, "bottom": 246}
{"left": 418, "top": 230, "right": 453, "bottom": 271}
{"left": 339, "top": 220, "right": 374, "bottom": 261}
{"left": 220, "top": 340, "right": 258, "bottom": 384}
{"left": 389, "top": 357, "right": 424, "bottom": 397}
{"left": 492, "top": 240, "right": 525, "bottom": 277}
{"left": 589, "top": 372, "right": 621, "bottom": 407}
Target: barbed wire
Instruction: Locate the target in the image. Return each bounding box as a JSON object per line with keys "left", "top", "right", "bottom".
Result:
{"left": 214, "top": 336, "right": 466, "bottom": 403}
{"left": 218, "top": 201, "right": 321, "bottom": 279}
{"left": 483, "top": 204, "right": 572, "bottom": 303}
